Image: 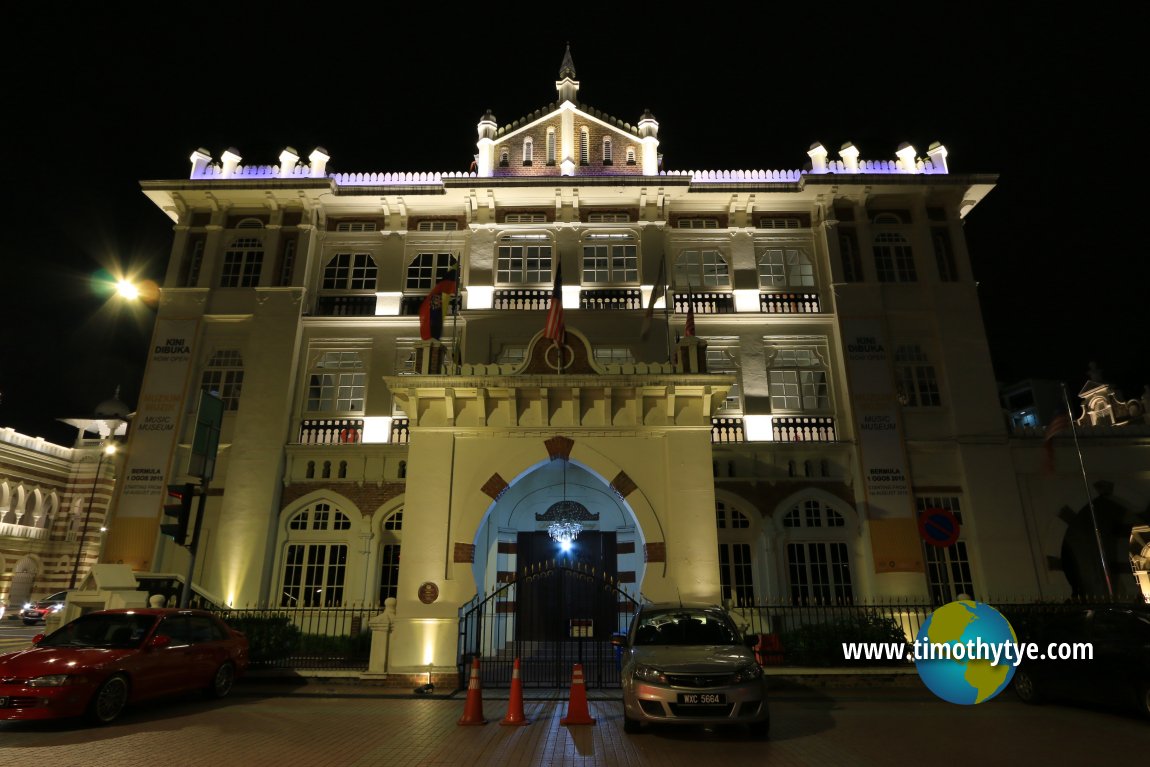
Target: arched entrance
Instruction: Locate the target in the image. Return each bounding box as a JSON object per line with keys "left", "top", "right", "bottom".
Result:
{"left": 461, "top": 457, "right": 645, "bottom": 687}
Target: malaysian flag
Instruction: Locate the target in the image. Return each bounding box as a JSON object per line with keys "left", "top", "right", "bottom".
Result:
{"left": 418, "top": 269, "right": 457, "bottom": 341}
{"left": 543, "top": 263, "right": 565, "bottom": 346}
{"left": 1042, "top": 412, "right": 1071, "bottom": 474}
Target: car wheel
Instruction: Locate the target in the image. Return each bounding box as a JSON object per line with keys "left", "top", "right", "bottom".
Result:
{"left": 1012, "top": 668, "right": 1042, "bottom": 704}
{"left": 748, "top": 718, "right": 770, "bottom": 740}
{"left": 209, "top": 662, "right": 236, "bottom": 699}
{"left": 622, "top": 704, "right": 642, "bottom": 734}
{"left": 89, "top": 675, "right": 129, "bottom": 724}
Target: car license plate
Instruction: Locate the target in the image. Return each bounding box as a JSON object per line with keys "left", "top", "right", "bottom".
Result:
{"left": 678, "top": 693, "right": 725, "bottom": 705}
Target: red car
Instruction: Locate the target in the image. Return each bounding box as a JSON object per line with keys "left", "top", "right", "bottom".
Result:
{"left": 0, "top": 608, "right": 248, "bottom": 724}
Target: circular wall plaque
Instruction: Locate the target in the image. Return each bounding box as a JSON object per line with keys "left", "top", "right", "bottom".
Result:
{"left": 418, "top": 581, "right": 439, "bottom": 604}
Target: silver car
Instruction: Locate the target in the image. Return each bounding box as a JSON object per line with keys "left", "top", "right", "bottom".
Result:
{"left": 614, "top": 603, "right": 770, "bottom": 737}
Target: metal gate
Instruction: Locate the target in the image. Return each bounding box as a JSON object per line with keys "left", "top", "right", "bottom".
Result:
{"left": 458, "top": 561, "right": 640, "bottom": 689}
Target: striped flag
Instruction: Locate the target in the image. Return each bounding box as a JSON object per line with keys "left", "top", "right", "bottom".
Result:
{"left": 1042, "top": 413, "right": 1071, "bottom": 474}
{"left": 640, "top": 258, "right": 666, "bottom": 340}
{"left": 543, "top": 263, "right": 565, "bottom": 346}
{"left": 684, "top": 283, "right": 696, "bottom": 337}
{"left": 418, "top": 269, "right": 457, "bottom": 341}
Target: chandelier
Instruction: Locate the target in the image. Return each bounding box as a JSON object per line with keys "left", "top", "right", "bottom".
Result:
{"left": 535, "top": 460, "right": 599, "bottom": 548}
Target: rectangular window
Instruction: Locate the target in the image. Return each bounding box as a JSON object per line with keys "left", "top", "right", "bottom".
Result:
{"left": 221, "top": 242, "right": 264, "bottom": 287}
{"left": 707, "top": 345, "right": 742, "bottom": 414}
{"left": 582, "top": 238, "right": 637, "bottom": 283}
{"left": 307, "top": 351, "right": 366, "bottom": 412}
{"left": 895, "top": 344, "right": 941, "bottom": 407}
{"left": 768, "top": 348, "right": 829, "bottom": 412}
{"left": 586, "top": 212, "right": 631, "bottom": 223}
{"left": 916, "top": 496, "right": 973, "bottom": 605}
{"left": 497, "top": 236, "right": 552, "bottom": 284}
{"left": 378, "top": 544, "right": 401, "bottom": 603}
{"left": 185, "top": 239, "right": 205, "bottom": 287}
{"left": 504, "top": 213, "right": 547, "bottom": 223}
{"left": 281, "top": 544, "right": 348, "bottom": 607}
{"left": 335, "top": 222, "right": 377, "bottom": 232}
{"left": 278, "top": 238, "right": 297, "bottom": 286}
{"left": 676, "top": 218, "right": 719, "bottom": 229}
{"left": 718, "top": 542, "right": 755, "bottom": 607}
{"left": 787, "top": 542, "right": 853, "bottom": 604}
{"left": 874, "top": 233, "right": 916, "bottom": 282}
{"left": 839, "top": 229, "right": 862, "bottom": 282}
{"left": 932, "top": 228, "right": 958, "bottom": 282}
{"left": 416, "top": 221, "right": 458, "bottom": 232}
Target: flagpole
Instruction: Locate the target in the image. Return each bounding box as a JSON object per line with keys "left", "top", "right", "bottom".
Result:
{"left": 1061, "top": 382, "right": 1113, "bottom": 598}
{"left": 451, "top": 263, "right": 462, "bottom": 374}
{"left": 662, "top": 256, "right": 672, "bottom": 364}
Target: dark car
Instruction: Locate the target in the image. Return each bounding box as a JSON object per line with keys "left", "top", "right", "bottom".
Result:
{"left": 19, "top": 591, "right": 68, "bottom": 625}
{"left": 1010, "top": 604, "right": 1150, "bottom": 718}
{"left": 613, "top": 603, "right": 770, "bottom": 737}
{"left": 0, "top": 608, "right": 249, "bottom": 724}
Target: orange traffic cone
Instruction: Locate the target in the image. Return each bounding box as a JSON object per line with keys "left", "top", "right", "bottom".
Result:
{"left": 559, "top": 663, "right": 596, "bottom": 725}
{"left": 457, "top": 656, "right": 488, "bottom": 725}
{"left": 500, "top": 657, "right": 530, "bottom": 725}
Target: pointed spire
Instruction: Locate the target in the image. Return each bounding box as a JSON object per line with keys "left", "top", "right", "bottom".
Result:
{"left": 559, "top": 42, "right": 576, "bottom": 80}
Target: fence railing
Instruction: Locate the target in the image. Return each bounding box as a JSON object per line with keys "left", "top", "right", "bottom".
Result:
{"left": 215, "top": 605, "right": 379, "bottom": 670}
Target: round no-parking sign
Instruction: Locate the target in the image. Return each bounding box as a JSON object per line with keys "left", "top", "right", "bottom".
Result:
{"left": 918, "top": 508, "right": 960, "bottom": 548}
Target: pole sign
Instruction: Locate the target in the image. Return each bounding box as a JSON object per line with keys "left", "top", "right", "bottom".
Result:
{"left": 918, "top": 508, "right": 961, "bottom": 548}
{"left": 188, "top": 390, "right": 224, "bottom": 482}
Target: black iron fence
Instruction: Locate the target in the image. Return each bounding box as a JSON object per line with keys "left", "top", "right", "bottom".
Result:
{"left": 215, "top": 605, "right": 379, "bottom": 670}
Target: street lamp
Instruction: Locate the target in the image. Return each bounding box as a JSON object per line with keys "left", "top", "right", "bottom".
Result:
{"left": 69, "top": 442, "right": 118, "bottom": 589}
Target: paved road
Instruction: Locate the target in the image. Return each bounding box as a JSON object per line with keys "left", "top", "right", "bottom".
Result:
{"left": 0, "top": 682, "right": 1145, "bottom": 766}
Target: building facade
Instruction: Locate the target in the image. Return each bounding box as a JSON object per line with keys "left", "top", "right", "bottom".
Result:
{"left": 94, "top": 51, "right": 1148, "bottom": 677}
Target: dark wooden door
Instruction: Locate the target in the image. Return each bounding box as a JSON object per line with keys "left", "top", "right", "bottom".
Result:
{"left": 516, "top": 531, "right": 617, "bottom": 641}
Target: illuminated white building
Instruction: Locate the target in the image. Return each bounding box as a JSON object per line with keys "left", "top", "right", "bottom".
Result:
{"left": 91, "top": 49, "right": 1149, "bottom": 679}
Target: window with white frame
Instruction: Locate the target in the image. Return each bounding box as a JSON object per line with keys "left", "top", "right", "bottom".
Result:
{"left": 378, "top": 510, "right": 402, "bottom": 603}
{"left": 782, "top": 499, "right": 853, "bottom": 604}
{"left": 523, "top": 137, "right": 534, "bottom": 165}
{"left": 582, "top": 233, "right": 638, "bottom": 284}
{"left": 602, "top": 137, "right": 613, "bottom": 164}
{"left": 416, "top": 221, "right": 458, "bottom": 232}
{"left": 587, "top": 212, "right": 631, "bottom": 223}
{"left": 405, "top": 253, "right": 458, "bottom": 291}
{"left": 716, "top": 501, "right": 755, "bottom": 607}
{"left": 200, "top": 350, "right": 244, "bottom": 411}
{"left": 496, "top": 345, "right": 527, "bottom": 366}
{"left": 497, "top": 234, "right": 553, "bottom": 284}
{"left": 894, "top": 344, "right": 941, "bottom": 407}
{"left": 756, "top": 246, "right": 815, "bottom": 289}
{"left": 767, "top": 346, "right": 829, "bottom": 412}
{"left": 839, "top": 229, "right": 863, "bottom": 282}
{"left": 504, "top": 213, "right": 547, "bottom": 223}
{"left": 395, "top": 338, "right": 454, "bottom": 381}
{"left": 322, "top": 253, "right": 378, "bottom": 290}
{"left": 278, "top": 238, "right": 297, "bottom": 286}
{"left": 932, "top": 227, "right": 958, "bottom": 282}
{"left": 675, "top": 250, "right": 731, "bottom": 288}
{"left": 626, "top": 146, "right": 636, "bottom": 165}
{"left": 335, "top": 221, "right": 377, "bottom": 232}
{"left": 758, "top": 217, "right": 802, "bottom": 230}
{"left": 676, "top": 218, "right": 719, "bottom": 229}
{"left": 707, "top": 344, "right": 743, "bottom": 414}
{"left": 185, "top": 239, "right": 205, "bottom": 287}
{"left": 546, "top": 129, "right": 557, "bottom": 164}
{"left": 221, "top": 237, "right": 263, "bottom": 287}
{"left": 592, "top": 347, "right": 636, "bottom": 365}
{"left": 873, "top": 232, "right": 916, "bottom": 282}
{"left": 307, "top": 350, "right": 366, "bottom": 412}
{"left": 915, "top": 495, "right": 974, "bottom": 605}
{"left": 280, "top": 501, "right": 352, "bottom": 607}
{"left": 579, "top": 127, "right": 590, "bottom": 164}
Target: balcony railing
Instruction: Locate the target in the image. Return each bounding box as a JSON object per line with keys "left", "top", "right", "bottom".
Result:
{"left": 580, "top": 288, "right": 642, "bottom": 310}
{"left": 773, "top": 416, "right": 836, "bottom": 442}
{"left": 315, "top": 295, "right": 375, "bottom": 316}
{"left": 399, "top": 294, "right": 461, "bottom": 316}
{"left": 760, "top": 292, "right": 821, "bottom": 313}
{"left": 712, "top": 417, "right": 745, "bottom": 443}
{"left": 493, "top": 289, "right": 551, "bottom": 310}
{"left": 391, "top": 418, "right": 409, "bottom": 444}
{"left": 673, "top": 291, "right": 736, "bottom": 314}
{"left": 298, "top": 419, "right": 364, "bottom": 444}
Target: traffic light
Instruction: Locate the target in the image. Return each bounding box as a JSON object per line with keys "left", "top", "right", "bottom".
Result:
{"left": 160, "top": 483, "right": 195, "bottom": 546}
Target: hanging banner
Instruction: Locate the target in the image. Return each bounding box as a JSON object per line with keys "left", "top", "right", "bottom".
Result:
{"left": 840, "top": 316, "right": 922, "bottom": 573}
{"left": 103, "top": 318, "right": 199, "bottom": 569}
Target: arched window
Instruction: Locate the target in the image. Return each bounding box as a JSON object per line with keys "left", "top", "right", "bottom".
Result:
{"left": 338, "top": 461, "right": 348, "bottom": 479}
{"left": 398, "top": 461, "right": 407, "bottom": 479}
{"left": 626, "top": 146, "right": 636, "bottom": 165}
{"left": 675, "top": 250, "right": 731, "bottom": 288}
{"left": 546, "top": 129, "right": 557, "bottom": 165}
{"left": 523, "top": 137, "right": 534, "bottom": 165}
{"left": 306, "top": 461, "right": 316, "bottom": 479}
{"left": 322, "top": 461, "right": 332, "bottom": 479}
{"left": 323, "top": 253, "right": 378, "bottom": 290}
{"left": 378, "top": 509, "right": 403, "bottom": 603}
{"left": 405, "top": 253, "right": 458, "bottom": 291}
{"left": 579, "top": 127, "right": 590, "bottom": 165}
{"left": 500, "top": 147, "right": 509, "bottom": 166}
{"left": 281, "top": 501, "right": 353, "bottom": 607}
{"left": 780, "top": 498, "right": 853, "bottom": 605}
{"left": 716, "top": 501, "right": 755, "bottom": 607}
{"left": 602, "top": 137, "right": 613, "bottom": 165}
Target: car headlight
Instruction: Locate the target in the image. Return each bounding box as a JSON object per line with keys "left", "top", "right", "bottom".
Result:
{"left": 732, "top": 663, "right": 763, "bottom": 683}
{"left": 632, "top": 664, "right": 667, "bottom": 684}
{"left": 49, "top": 604, "right": 64, "bottom": 613}
{"left": 22, "top": 603, "right": 34, "bottom": 611}
{"left": 27, "top": 674, "right": 84, "bottom": 688}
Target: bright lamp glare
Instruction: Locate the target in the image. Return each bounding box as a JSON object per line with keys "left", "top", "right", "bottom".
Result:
{"left": 560, "top": 539, "right": 572, "bottom": 552}
{"left": 116, "top": 280, "right": 140, "bottom": 300}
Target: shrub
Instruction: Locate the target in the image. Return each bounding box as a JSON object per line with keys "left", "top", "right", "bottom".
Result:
{"left": 778, "top": 614, "right": 909, "bottom": 666}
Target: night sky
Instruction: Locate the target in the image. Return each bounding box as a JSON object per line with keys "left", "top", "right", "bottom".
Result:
{"left": 3, "top": 7, "right": 1142, "bottom": 445}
